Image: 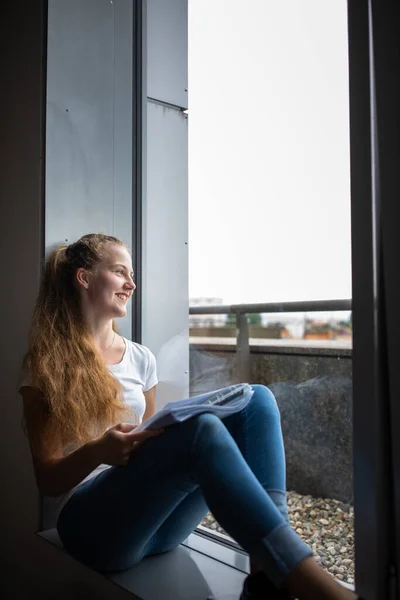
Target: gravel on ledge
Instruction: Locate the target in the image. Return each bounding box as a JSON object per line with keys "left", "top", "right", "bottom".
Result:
{"left": 200, "top": 490, "right": 355, "bottom": 585}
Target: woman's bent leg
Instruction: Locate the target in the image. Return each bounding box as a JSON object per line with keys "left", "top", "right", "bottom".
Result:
{"left": 142, "top": 487, "right": 209, "bottom": 556}
{"left": 222, "top": 384, "right": 288, "bottom": 521}
{"left": 58, "top": 411, "right": 311, "bottom": 586}
{"left": 148, "top": 384, "right": 288, "bottom": 559}
{"left": 57, "top": 446, "right": 202, "bottom": 571}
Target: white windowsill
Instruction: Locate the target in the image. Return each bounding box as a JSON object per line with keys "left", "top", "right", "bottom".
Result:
{"left": 38, "top": 528, "right": 248, "bottom": 600}
{"left": 38, "top": 528, "right": 355, "bottom": 598}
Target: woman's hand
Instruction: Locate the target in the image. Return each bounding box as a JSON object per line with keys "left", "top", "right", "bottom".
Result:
{"left": 92, "top": 422, "right": 164, "bottom": 466}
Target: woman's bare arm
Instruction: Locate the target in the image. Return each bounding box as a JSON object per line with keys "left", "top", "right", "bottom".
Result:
{"left": 31, "top": 438, "right": 101, "bottom": 497}
{"left": 142, "top": 385, "right": 156, "bottom": 422}
{"left": 21, "top": 385, "right": 163, "bottom": 497}
{"left": 21, "top": 385, "right": 102, "bottom": 497}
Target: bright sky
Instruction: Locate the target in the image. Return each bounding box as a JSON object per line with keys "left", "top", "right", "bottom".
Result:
{"left": 188, "top": 0, "right": 352, "bottom": 306}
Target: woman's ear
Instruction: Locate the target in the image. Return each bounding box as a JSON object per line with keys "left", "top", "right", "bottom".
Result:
{"left": 76, "top": 267, "right": 90, "bottom": 289}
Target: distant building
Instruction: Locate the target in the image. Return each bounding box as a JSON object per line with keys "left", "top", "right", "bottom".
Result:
{"left": 279, "top": 327, "right": 292, "bottom": 339}
{"left": 262, "top": 315, "right": 305, "bottom": 339}
{"left": 303, "top": 319, "right": 335, "bottom": 340}
{"left": 189, "top": 297, "right": 226, "bottom": 327}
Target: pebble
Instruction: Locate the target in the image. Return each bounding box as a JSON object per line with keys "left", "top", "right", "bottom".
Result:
{"left": 200, "top": 490, "right": 355, "bottom": 583}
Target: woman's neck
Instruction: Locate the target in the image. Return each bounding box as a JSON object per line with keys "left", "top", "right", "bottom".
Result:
{"left": 87, "top": 319, "right": 115, "bottom": 353}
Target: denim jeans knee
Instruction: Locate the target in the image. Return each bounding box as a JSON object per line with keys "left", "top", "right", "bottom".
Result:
{"left": 249, "top": 384, "right": 281, "bottom": 422}
{"left": 190, "top": 411, "right": 228, "bottom": 442}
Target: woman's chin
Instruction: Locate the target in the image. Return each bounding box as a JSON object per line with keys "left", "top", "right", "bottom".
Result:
{"left": 108, "top": 306, "right": 127, "bottom": 319}
{"left": 115, "top": 306, "right": 127, "bottom": 318}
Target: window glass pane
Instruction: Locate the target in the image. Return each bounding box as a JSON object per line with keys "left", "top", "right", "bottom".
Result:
{"left": 188, "top": 0, "right": 353, "bottom": 585}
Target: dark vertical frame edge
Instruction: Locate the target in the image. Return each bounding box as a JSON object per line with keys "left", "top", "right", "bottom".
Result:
{"left": 347, "top": 0, "right": 392, "bottom": 598}
{"left": 38, "top": 0, "right": 49, "bottom": 533}
{"left": 132, "top": 0, "right": 145, "bottom": 343}
{"left": 371, "top": 0, "right": 400, "bottom": 596}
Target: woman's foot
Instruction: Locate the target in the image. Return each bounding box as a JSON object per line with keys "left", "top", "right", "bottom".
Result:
{"left": 240, "top": 563, "right": 362, "bottom": 600}
{"left": 284, "top": 557, "right": 359, "bottom": 600}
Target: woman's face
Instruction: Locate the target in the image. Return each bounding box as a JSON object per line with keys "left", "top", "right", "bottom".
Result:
{"left": 83, "top": 244, "right": 136, "bottom": 319}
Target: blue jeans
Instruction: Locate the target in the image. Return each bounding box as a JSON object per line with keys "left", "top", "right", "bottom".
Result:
{"left": 57, "top": 385, "right": 312, "bottom": 588}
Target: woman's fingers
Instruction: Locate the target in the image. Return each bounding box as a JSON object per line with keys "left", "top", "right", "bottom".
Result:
{"left": 126, "top": 428, "right": 164, "bottom": 443}
{"left": 115, "top": 422, "right": 137, "bottom": 433}
{"left": 125, "top": 429, "right": 164, "bottom": 454}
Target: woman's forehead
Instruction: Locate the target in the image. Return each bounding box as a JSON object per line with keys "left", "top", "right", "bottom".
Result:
{"left": 103, "top": 244, "right": 133, "bottom": 269}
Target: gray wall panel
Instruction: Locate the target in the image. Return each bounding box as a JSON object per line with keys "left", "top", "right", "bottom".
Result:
{"left": 46, "top": 0, "right": 133, "bottom": 338}
{"left": 143, "top": 101, "right": 189, "bottom": 407}
{"left": 147, "top": 0, "right": 188, "bottom": 109}
{"left": 46, "top": 0, "right": 114, "bottom": 244}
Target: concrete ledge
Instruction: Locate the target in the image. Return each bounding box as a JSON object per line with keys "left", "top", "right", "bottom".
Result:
{"left": 190, "top": 338, "right": 352, "bottom": 358}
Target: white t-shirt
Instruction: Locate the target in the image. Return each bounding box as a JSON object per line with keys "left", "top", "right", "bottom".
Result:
{"left": 21, "top": 338, "right": 158, "bottom": 524}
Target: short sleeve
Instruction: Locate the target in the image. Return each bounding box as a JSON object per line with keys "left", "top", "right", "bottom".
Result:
{"left": 144, "top": 348, "right": 158, "bottom": 392}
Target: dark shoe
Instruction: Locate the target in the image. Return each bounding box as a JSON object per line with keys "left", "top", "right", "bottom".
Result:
{"left": 240, "top": 572, "right": 294, "bottom": 599}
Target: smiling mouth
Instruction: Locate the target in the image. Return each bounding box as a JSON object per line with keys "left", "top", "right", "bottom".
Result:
{"left": 116, "top": 293, "right": 129, "bottom": 302}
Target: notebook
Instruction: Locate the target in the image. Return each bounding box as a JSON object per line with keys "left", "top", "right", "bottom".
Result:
{"left": 136, "top": 383, "right": 254, "bottom": 431}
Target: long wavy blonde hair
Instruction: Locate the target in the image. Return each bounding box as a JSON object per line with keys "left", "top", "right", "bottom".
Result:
{"left": 23, "top": 233, "right": 131, "bottom": 450}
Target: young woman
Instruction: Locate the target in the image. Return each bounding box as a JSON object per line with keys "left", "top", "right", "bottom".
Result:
{"left": 20, "top": 233, "right": 360, "bottom": 600}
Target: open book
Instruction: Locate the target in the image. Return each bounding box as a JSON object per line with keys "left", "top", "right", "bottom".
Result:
{"left": 136, "top": 383, "right": 254, "bottom": 431}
